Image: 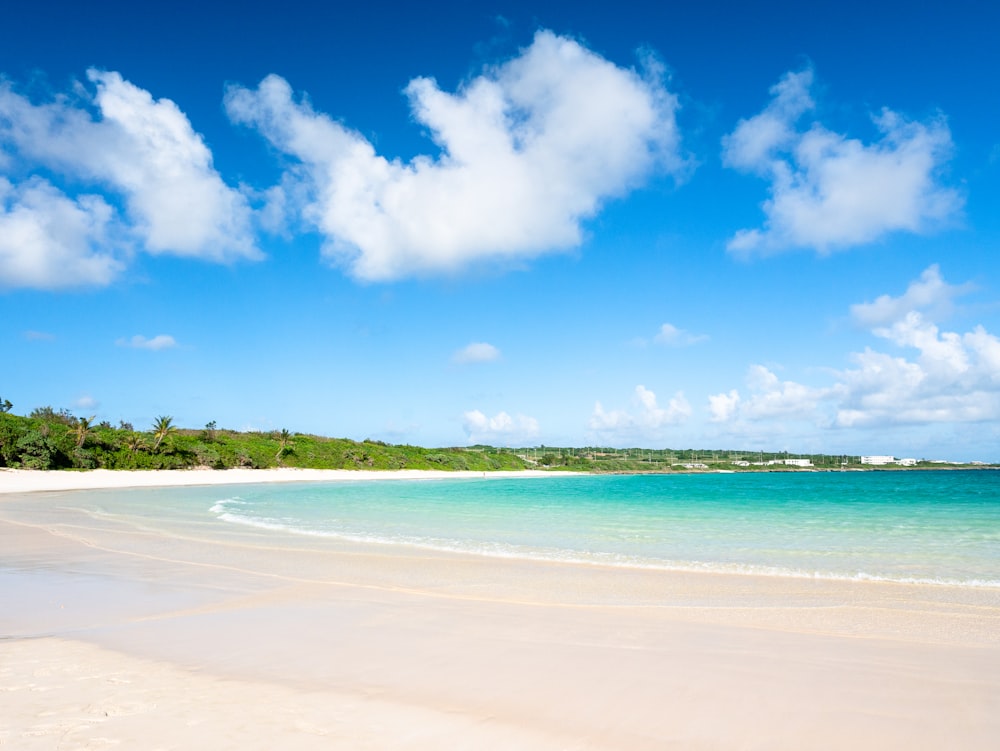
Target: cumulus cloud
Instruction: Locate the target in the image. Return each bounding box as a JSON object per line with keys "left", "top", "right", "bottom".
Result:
{"left": 723, "top": 68, "right": 961, "bottom": 255}
{"left": 0, "top": 70, "right": 259, "bottom": 289}
{"left": 116, "top": 334, "right": 178, "bottom": 350}
{"left": 849, "top": 264, "right": 971, "bottom": 327}
{"left": 453, "top": 341, "right": 501, "bottom": 364}
{"left": 834, "top": 310, "right": 1000, "bottom": 427}
{"left": 707, "top": 389, "right": 741, "bottom": 423}
{"left": 589, "top": 385, "right": 691, "bottom": 438}
{"left": 708, "top": 266, "right": 1000, "bottom": 430}
{"left": 653, "top": 322, "right": 707, "bottom": 346}
{"left": 225, "top": 30, "right": 684, "bottom": 281}
{"left": 463, "top": 409, "right": 540, "bottom": 444}
{"left": 0, "top": 176, "right": 122, "bottom": 289}
{"left": 707, "top": 366, "right": 833, "bottom": 425}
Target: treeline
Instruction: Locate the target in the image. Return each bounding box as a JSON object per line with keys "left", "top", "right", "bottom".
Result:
{"left": 511, "top": 446, "right": 865, "bottom": 470}
{"left": 1, "top": 400, "right": 982, "bottom": 474}
{"left": 0, "top": 405, "right": 528, "bottom": 472}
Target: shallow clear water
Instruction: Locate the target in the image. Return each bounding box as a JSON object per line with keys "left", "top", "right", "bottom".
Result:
{"left": 201, "top": 471, "right": 1000, "bottom": 587}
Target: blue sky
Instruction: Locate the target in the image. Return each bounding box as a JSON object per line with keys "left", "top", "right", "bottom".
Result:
{"left": 3, "top": 0, "right": 999, "bottom": 460}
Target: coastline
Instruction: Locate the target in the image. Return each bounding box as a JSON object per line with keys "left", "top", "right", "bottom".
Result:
{"left": 0, "top": 466, "right": 575, "bottom": 495}
{"left": 2, "top": 465, "right": 993, "bottom": 499}
{"left": 2, "top": 469, "right": 999, "bottom": 748}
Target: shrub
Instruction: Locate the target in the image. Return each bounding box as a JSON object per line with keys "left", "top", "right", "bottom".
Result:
{"left": 15, "top": 430, "right": 58, "bottom": 469}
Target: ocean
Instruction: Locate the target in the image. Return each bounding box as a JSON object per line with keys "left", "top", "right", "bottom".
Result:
{"left": 193, "top": 470, "right": 1000, "bottom": 587}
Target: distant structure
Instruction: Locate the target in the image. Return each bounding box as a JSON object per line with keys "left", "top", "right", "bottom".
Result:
{"left": 861, "top": 456, "right": 917, "bottom": 466}
{"left": 782, "top": 458, "right": 813, "bottom": 468}
{"left": 750, "top": 459, "right": 814, "bottom": 467}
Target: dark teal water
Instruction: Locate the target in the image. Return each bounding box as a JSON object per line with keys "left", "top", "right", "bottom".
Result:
{"left": 209, "top": 471, "right": 1000, "bottom": 586}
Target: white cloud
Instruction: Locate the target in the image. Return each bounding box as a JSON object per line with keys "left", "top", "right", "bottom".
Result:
{"left": 723, "top": 69, "right": 961, "bottom": 255}
{"left": 708, "top": 389, "right": 741, "bottom": 423}
{"left": 0, "top": 176, "right": 122, "bottom": 289}
{"left": 589, "top": 385, "right": 691, "bottom": 438}
{"left": 0, "top": 70, "right": 259, "bottom": 288}
{"left": 636, "top": 384, "right": 692, "bottom": 425}
{"left": 653, "top": 322, "right": 707, "bottom": 346}
{"left": 833, "top": 311, "right": 1000, "bottom": 427}
{"left": 74, "top": 394, "right": 98, "bottom": 410}
{"left": 849, "top": 264, "right": 971, "bottom": 327}
{"left": 709, "top": 267, "right": 1000, "bottom": 431}
{"left": 743, "top": 365, "right": 834, "bottom": 420}
{"left": 24, "top": 330, "right": 56, "bottom": 341}
{"left": 589, "top": 402, "right": 631, "bottom": 432}
{"left": 723, "top": 69, "right": 814, "bottom": 174}
{"left": 708, "top": 367, "right": 831, "bottom": 424}
{"left": 225, "top": 30, "right": 684, "bottom": 281}
{"left": 117, "top": 334, "right": 178, "bottom": 350}
{"left": 453, "top": 342, "right": 501, "bottom": 364}
{"left": 462, "top": 409, "right": 540, "bottom": 445}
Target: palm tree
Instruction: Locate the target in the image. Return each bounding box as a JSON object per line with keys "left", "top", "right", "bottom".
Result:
{"left": 72, "top": 415, "right": 96, "bottom": 448}
{"left": 275, "top": 429, "right": 293, "bottom": 464}
{"left": 152, "top": 415, "right": 176, "bottom": 452}
{"left": 124, "top": 432, "right": 145, "bottom": 454}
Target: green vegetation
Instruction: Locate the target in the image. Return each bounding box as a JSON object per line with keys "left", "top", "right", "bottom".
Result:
{"left": 0, "top": 401, "right": 995, "bottom": 474}
{"left": 0, "top": 407, "right": 529, "bottom": 472}
{"left": 500, "top": 446, "right": 998, "bottom": 472}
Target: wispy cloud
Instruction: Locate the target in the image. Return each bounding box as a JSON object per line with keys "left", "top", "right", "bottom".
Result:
{"left": 226, "top": 30, "right": 685, "bottom": 281}
{"left": 116, "top": 334, "right": 178, "bottom": 351}
{"left": 74, "top": 394, "right": 99, "bottom": 410}
{"left": 24, "top": 329, "right": 56, "bottom": 341}
{"left": 653, "top": 322, "right": 707, "bottom": 346}
{"left": 453, "top": 342, "right": 501, "bottom": 364}
{"left": 723, "top": 68, "right": 961, "bottom": 255}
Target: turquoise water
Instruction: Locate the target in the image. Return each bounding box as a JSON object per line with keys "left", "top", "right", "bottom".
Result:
{"left": 206, "top": 471, "right": 1000, "bottom": 587}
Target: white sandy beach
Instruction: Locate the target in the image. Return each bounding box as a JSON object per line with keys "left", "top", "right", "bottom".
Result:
{"left": 2, "top": 468, "right": 999, "bottom": 749}
{"left": 0, "top": 467, "right": 568, "bottom": 494}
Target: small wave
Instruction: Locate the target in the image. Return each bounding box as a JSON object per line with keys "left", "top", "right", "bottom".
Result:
{"left": 208, "top": 497, "right": 247, "bottom": 515}
{"left": 210, "top": 507, "right": 1000, "bottom": 589}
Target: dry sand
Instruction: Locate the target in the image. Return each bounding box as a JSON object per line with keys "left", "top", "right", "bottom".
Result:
{"left": 2, "top": 468, "right": 999, "bottom": 749}
{"left": 0, "top": 467, "right": 567, "bottom": 495}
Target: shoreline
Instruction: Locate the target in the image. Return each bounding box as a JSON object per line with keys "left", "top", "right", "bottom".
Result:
{"left": 2, "top": 465, "right": 994, "bottom": 498}
{"left": 0, "top": 466, "right": 577, "bottom": 495}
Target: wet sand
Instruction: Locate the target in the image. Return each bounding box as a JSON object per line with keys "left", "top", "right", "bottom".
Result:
{"left": 2, "top": 469, "right": 999, "bottom": 749}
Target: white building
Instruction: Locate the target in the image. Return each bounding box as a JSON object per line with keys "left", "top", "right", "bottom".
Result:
{"left": 783, "top": 458, "right": 813, "bottom": 467}
{"left": 861, "top": 455, "right": 896, "bottom": 466}
{"left": 861, "top": 456, "right": 918, "bottom": 466}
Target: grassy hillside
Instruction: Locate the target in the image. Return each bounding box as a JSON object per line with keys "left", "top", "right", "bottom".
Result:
{"left": 0, "top": 409, "right": 527, "bottom": 472}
